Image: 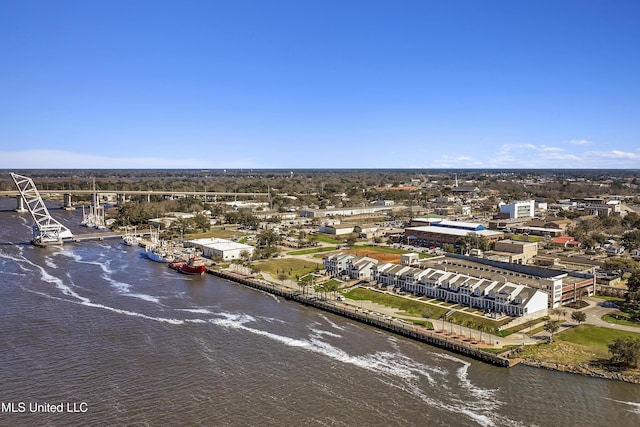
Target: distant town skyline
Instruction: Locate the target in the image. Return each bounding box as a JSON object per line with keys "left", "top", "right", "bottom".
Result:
{"left": 1, "top": 1, "right": 639, "bottom": 169}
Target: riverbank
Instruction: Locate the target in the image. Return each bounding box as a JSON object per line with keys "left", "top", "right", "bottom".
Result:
{"left": 210, "top": 267, "right": 640, "bottom": 383}
{"left": 505, "top": 334, "right": 640, "bottom": 384}
{"left": 208, "top": 268, "right": 511, "bottom": 368}
{"left": 519, "top": 359, "right": 640, "bottom": 384}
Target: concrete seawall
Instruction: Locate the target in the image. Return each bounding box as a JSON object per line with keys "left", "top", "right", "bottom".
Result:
{"left": 209, "top": 269, "right": 511, "bottom": 368}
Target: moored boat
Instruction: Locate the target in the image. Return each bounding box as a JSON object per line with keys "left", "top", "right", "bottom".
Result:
{"left": 145, "top": 247, "right": 171, "bottom": 263}
{"left": 179, "top": 257, "right": 207, "bottom": 275}
{"left": 168, "top": 259, "right": 186, "bottom": 271}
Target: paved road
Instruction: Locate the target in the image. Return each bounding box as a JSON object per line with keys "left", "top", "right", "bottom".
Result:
{"left": 579, "top": 296, "right": 640, "bottom": 333}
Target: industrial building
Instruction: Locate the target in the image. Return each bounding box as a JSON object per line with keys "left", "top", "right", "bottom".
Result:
{"left": 184, "top": 238, "right": 255, "bottom": 261}
{"left": 487, "top": 239, "right": 539, "bottom": 264}
{"left": 405, "top": 218, "right": 504, "bottom": 247}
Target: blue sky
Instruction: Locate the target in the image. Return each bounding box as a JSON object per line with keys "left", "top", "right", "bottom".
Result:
{"left": 1, "top": 0, "right": 639, "bottom": 169}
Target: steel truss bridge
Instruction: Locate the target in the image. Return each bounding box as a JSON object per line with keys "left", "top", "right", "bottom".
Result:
{"left": 5, "top": 173, "right": 270, "bottom": 246}
{"left": 10, "top": 173, "right": 74, "bottom": 246}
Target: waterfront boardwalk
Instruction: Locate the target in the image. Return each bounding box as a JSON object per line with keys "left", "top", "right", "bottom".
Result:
{"left": 209, "top": 269, "right": 512, "bottom": 368}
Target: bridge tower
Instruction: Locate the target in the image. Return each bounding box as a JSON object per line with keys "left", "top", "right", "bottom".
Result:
{"left": 10, "top": 173, "right": 74, "bottom": 246}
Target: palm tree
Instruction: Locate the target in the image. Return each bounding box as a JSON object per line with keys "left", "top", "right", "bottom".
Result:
{"left": 559, "top": 308, "right": 567, "bottom": 321}
{"left": 467, "top": 321, "right": 475, "bottom": 341}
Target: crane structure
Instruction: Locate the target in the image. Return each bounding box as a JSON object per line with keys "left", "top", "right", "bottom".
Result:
{"left": 10, "top": 172, "right": 74, "bottom": 246}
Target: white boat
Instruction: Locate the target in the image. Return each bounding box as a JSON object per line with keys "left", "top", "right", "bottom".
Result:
{"left": 122, "top": 227, "right": 141, "bottom": 246}
{"left": 145, "top": 247, "right": 171, "bottom": 263}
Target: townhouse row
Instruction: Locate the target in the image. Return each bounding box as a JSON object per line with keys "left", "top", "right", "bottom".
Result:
{"left": 322, "top": 253, "right": 548, "bottom": 317}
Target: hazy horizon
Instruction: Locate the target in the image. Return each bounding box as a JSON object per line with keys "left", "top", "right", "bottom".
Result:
{"left": 1, "top": 1, "right": 639, "bottom": 169}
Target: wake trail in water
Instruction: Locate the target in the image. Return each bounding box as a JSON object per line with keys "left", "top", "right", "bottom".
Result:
{"left": 604, "top": 398, "right": 640, "bottom": 415}
{"left": 203, "top": 314, "right": 519, "bottom": 426}
{"left": 58, "top": 249, "right": 162, "bottom": 304}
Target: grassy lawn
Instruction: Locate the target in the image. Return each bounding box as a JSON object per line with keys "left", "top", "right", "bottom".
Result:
{"left": 519, "top": 324, "right": 640, "bottom": 366}
{"left": 187, "top": 228, "right": 244, "bottom": 240}
{"left": 313, "top": 234, "right": 344, "bottom": 244}
{"left": 287, "top": 246, "right": 337, "bottom": 255}
{"left": 404, "top": 319, "right": 434, "bottom": 329}
{"left": 320, "top": 279, "right": 341, "bottom": 287}
{"left": 252, "top": 259, "right": 319, "bottom": 280}
{"left": 602, "top": 314, "right": 640, "bottom": 328}
{"left": 351, "top": 245, "right": 409, "bottom": 254}
{"left": 502, "top": 320, "right": 538, "bottom": 335}
{"left": 345, "top": 288, "right": 447, "bottom": 318}
{"left": 343, "top": 288, "right": 511, "bottom": 330}
{"left": 509, "top": 234, "right": 544, "bottom": 243}
{"left": 298, "top": 274, "right": 314, "bottom": 284}
{"left": 592, "top": 295, "right": 625, "bottom": 302}
{"left": 350, "top": 244, "right": 435, "bottom": 259}
{"left": 559, "top": 324, "right": 640, "bottom": 350}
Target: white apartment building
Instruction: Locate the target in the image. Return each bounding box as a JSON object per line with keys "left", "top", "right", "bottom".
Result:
{"left": 499, "top": 200, "right": 535, "bottom": 219}
{"left": 372, "top": 262, "right": 548, "bottom": 317}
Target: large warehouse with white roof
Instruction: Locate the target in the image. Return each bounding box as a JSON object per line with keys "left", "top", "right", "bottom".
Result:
{"left": 184, "top": 238, "right": 255, "bottom": 261}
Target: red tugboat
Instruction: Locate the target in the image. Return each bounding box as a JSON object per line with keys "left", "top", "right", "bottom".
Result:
{"left": 177, "top": 256, "right": 207, "bottom": 275}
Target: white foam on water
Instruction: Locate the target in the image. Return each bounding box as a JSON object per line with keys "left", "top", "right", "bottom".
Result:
{"left": 309, "top": 327, "right": 342, "bottom": 339}
{"left": 60, "top": 250, "right": 162, "bottom": 304}
{"left": 604, "top": 398, "right": 640, "bottom": 414}
{"left": 317, "top": 314, "right": 345, "bottom": 331}
{"left": 100, "top": 272, "right": 161, "bottom": 304}
{"left": 177, "top": 308, "right": 214, "bottom": 314}
{"left": 456, "top": 360, "right": 498, "bottom": 401}
{"left": 44, "top": 257, "right": 58, "bottom": 269}
{"left": 202, "top": 313, "right": 515, "bottom": 427}
{"left": 3, "top": 271, "right": 28, "bottom": 277}
{"left": 38, "top": 274, "right": 182, "bottom": 325}
{"left": 252, "top": 315, "right": 286, "bottom": 325}
{"left": 437, "top": 352, "right": 499, "bottom": 400}
{"left": 4, "top": 252, "right": 182, "bottom": 325}
{"left": 60, "top": 249, "right": 83, "bottom": 264}
{"left": 264, "top": 292, "right": 280, "bottom": 302}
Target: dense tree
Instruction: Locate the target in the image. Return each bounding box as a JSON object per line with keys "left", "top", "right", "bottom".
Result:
{"left": 604, "top": 257, "right": 638, "bottom": 273}
{"left": 224, "top": 210, "right": 259, "bottom": 228}
{"left": 622, "top": 230, "right": 640, "bottom": 251}
{"left": 168, "top": 217, "right": 194, "bottom": 236}
{"left": 192, "top": 213, "right": 211, "bottom": 232}
{"left": 113, "top": 201, "right": 162, "bottom": 227}
{"left": 571, "top": 311, "right": 587, "bottom": 324}
{"left": 257, "top": 229, "right": 281, "bottom": 248}
{"left": 345, "top": 235, "right": 357, "bottom": 247}
{"left": 622, "top": 212, "right": 640, "bottom": 229}
{"left": 627, "top": 268, "right": 640, "bottom": 293}
{"left": 176, "top": 196, "right": 203, "bottom": 213}
{"left": 209, "top": 204, "right": 227, "bottom": 217}
{"left": 456, "top": 232, "right": 489, "bottom": 254}
{"left": 608, "top": 337, "right": 640, "bottom": 368}
{"left": 442, "top": 243, "right": 455, "bottom": 253}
